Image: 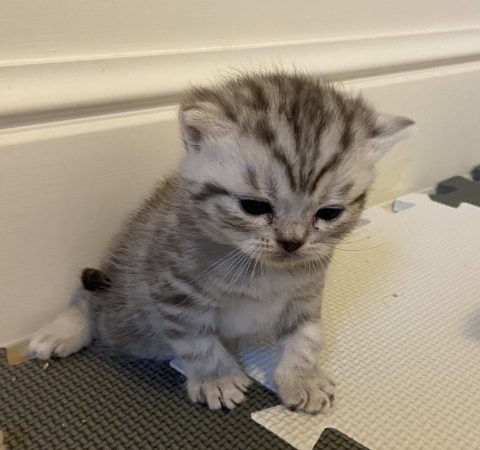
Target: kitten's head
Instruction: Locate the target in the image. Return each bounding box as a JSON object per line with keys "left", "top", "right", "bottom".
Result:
{"left": 179, "top": 72, "right": 414, "bottom": 267}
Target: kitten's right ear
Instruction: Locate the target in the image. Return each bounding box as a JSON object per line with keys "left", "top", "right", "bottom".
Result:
{"left": 179, "top": 104, "right": 232, "bottom": 152}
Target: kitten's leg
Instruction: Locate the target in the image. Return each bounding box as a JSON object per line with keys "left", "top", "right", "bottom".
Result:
{"left": 166, "top": 327, "right": 251, "bottom": 410}
{"left": 274, "top": 300, "right": 335, "bottom": 414}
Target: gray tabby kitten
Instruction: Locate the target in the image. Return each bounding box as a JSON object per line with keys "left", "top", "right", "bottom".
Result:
{"left": 29, "top": 71, "right": 413, "bottom": 413}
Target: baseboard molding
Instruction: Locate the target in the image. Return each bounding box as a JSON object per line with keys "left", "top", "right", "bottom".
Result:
{"left": 2, "top": 27, "right": 480, "bottom": 127}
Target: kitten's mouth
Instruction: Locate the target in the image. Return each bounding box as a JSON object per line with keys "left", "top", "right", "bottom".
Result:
{"left": 268, "top": 250, "right": 305, "bottom": 265}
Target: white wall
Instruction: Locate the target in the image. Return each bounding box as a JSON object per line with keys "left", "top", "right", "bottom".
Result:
{"left": 1, "top": 1, "right": 480, "bottom": 346}
{"left": 3, "top": 0, "right": 480, "bottom": 62}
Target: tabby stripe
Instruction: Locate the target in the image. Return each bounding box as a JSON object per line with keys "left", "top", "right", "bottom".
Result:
{"left": 327, "top": 220, "right": 357, "bottom": 239}
{"left": 270, "top": 144, "right": 298, "bottom": 192}
{"left": 163, "top": 325, "right": 188, "bottom": 340}
{"left": 301, "top": 113, "right": 330, "bottom": 191}
{"left": 266, "top": 174, "right": 278, "bottom": 199}
{"left": 173, "top": 336, "right": 217, "bottom": 361}
{"left": 339, "top": 182, "right": 354, "bottom": 198}
{"left": 192, "top": 182, "right": 229, "bottom": 202}
{"left": 350, "top": 191, "right": 368, "bottom": 207}
{"left": 253, "top": 105, "right": 298, "bottom": 193}
{"left": 341, "top": 108, "right": 355, "bottom": 150}
{"left": 156, "top": 276, "right": 213, "bottom": 312}
{"left": 254, "top": 116, "right": 276, "bottom": 146}
{"left": 247, "top": 80, "right": 269, "bottom": 111}
{"left": 160, "top": 294, "right": 198, "bottom": 308}
{"left": 216, "top": 205, "right": 256, "bottom": 231}
{"left": 168, "top": 266, "right": 211, "bottom": 303}
{"left": 307, "top": 92, "right": 360, "bottom": 194}
{"left": 163, "top": 322, "right": 214, "bottom": 340}
{"left": 195, "top": 89, "right": 237, "bottom": 123}
{"left": 308, "top": 150, "right": 344, "bottom": 194}
{"left": 158, "top": 304, "right": 214, "bottom": 332}
{"left": 245, "top": 166, "right": 260, "bottom": 191}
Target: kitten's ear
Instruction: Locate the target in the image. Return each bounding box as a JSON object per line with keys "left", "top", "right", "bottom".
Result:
{"left": 179, "top": 104, "right": 232, "bottom": 152}
{"left": 368, "top": 113, "right": 415, "bottom": 160}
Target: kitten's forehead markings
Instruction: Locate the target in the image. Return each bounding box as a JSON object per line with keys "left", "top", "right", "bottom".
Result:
{"left": 266, "top": 173, "right": 278, "bottom": 200}
{"left": 306, "top": 109, "right": 359, "bottom": 195}
{"left": 270, "top": 145, "right": 297, "bottom": 192}
{"left": 250, "top": 112, "right": 297, "bottom": 193}
{"left": 307, "top": 150, "right": 344, "bottom": 195}
{"left": 245, "top": 166, "right": 260, "bottom": 192}
{"left": 185, "top": 73, "right": 381, "bottom": 203}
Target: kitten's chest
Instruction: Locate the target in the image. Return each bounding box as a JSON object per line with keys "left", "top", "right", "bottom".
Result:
{"left": 217, "top": 271, "right": 304, "bottom": 339}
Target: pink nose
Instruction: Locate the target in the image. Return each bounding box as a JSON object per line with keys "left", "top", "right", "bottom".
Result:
{"left": 277, "top": 240, "right": 304, "bottom": 253}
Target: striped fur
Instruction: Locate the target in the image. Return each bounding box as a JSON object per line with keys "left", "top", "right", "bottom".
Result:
{"left": 29, "top": 70, "right": 413, "bottom": 413}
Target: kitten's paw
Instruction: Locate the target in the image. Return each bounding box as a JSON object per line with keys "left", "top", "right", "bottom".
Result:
{"left": 275, "top": 369, "right": 336, "bottom": 414}
{"left": 29, "top": 324, "right": 80, "bottom": 359}
{"left": 187, "top": 373, "right": 252, "bottom": 410}
{"left": 29, "top": 309, "right": 91, "bottom": 360}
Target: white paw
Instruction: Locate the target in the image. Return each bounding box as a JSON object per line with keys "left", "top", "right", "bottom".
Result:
{"left": 187, "top": 373, "right": 252, "bottom": 410}
{"left": 29, "top": 307, "right": 91, "bottom": 360}
{"left": 275, "top": 369, "right": 336, "bottom": 414}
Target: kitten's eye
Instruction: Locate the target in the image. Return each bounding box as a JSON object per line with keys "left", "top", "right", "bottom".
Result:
{"left": 315, "top": 207, "right": 344, "bottom": 221}
{"left": 240, "top": 199, "right": 273, "bottom": 216}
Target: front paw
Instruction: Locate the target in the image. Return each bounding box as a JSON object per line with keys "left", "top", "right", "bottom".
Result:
{"left": 187, "top": 372, "right": 252, "bottom": 410}
{"left": 275, "top": 369, "right": 336, "bottom": 414}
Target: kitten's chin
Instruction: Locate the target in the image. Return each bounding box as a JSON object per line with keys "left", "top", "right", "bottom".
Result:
{"left": 263, "top": 251, "right": 308, "bottom": 268}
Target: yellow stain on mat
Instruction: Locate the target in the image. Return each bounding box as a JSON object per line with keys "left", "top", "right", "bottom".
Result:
{"left": 0, "top": 429, "right": 7, "bottom": 450}
{"left": 6, "top": 339, "right": 30, "bottom": 366}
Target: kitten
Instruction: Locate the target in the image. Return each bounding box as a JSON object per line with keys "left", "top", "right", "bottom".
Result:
{"left": 29, "top": 71, "right": 413, "bottom": 413}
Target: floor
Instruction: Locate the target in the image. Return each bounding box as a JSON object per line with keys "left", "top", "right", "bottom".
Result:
{"left": 1, "top": 167, "right": 479, "bottom": 450}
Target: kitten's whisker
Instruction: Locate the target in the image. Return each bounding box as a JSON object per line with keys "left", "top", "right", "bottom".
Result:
{"left": 227, "top": 253, "right": 250, "bottom": 294}
{"left": 240, "top": 253, "right": 255, "bottom": 288}
{"left": 200, "top": 253, "right": 245, "bottom": 298}
{"left": 223, "top": 252, "right": 247, "bottom": 282}
{"left": 312, "top": 258, "right": 321, "bottom": 276}
{"left": 197, "top": 247, "right": 241, "bottom": 277}
{"left": 250, "top": 249, "right": 261, "bottom": 283}
{"left": 314, "top": 251, "right": 351, "bottom": 279}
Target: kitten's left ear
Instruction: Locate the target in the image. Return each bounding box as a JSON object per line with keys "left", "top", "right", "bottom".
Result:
{"left": 369, "top": 113, "right": 415, "bottom": 160}
{"left": 179, "top": 103, "right": 233, "bottom": 152}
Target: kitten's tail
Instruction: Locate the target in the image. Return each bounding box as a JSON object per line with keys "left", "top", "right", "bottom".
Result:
{"left": 81, "top": 267, "right": 111, "bottom": 292}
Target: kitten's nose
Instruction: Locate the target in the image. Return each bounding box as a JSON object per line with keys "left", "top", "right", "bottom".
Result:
{"left": 277, "top": 240, "right": 304, "bottom": 253}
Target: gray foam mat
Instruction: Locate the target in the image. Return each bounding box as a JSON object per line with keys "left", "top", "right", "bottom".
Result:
{"left": 429, "top": 164, "right": 480, "bottom": 208}
{"left": 314, "top": 429, "right": 369, "bottom": 450}
{"left": 0, "top": 346, "right": 367, "bottom": 450}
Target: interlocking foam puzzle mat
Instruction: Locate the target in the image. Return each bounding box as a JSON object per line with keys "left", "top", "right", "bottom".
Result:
{"left": 1, "top": 166, "right": 480, "bottom": 449}
{"left": 0, "top": 347, "right": 365, "bottom": 450}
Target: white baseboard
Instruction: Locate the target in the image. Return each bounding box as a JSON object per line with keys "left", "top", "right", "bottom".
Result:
{"left": 2, "top": 27, "right": 480, "bottom": 127}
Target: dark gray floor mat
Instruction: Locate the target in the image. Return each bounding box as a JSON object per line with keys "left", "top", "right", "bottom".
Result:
{"left": 314, "top": 429, "right": 369, "bottom": 450}
{"left": 429, "top": 164, "right": 480, "bottom": 207}
{"left": 0, "top": 347, "right": 368, "bottom": 450}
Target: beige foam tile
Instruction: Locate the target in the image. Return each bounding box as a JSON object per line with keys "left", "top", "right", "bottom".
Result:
{"left": 251, "top": 193, "right": 480, "bottom": 450}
